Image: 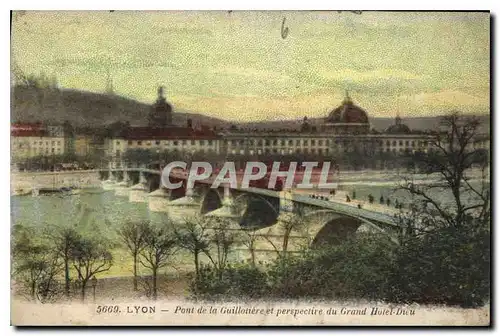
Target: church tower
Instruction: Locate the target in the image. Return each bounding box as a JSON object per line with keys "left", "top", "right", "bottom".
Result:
{"left": 148, "top": 86, "right": 173, "bottom": 128}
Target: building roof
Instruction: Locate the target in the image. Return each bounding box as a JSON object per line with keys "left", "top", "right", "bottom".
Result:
{"left": 325, "top": 92, "right": 369, "bottom": 124}
{"left": 122, "top": 126, "right": 220, "bottom": 140}
{"left": 11, "top": 123, "right": 46, "bottom": 137}
{"left": 385, "top": 116, "right": 411, "bottom": 134}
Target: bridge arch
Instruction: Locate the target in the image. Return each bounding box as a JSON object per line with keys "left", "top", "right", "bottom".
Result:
{"left": 235, "top": 193, "right": 280, "bottom": 229}
{"left": 303, "top": 209, "right": 397, "bottom": 248}
{"left": 200, "top": 188, "right": 223, "bottom": 215}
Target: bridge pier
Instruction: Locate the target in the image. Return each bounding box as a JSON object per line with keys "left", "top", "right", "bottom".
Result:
{"left": 102, "top": 162, "right": 118, "bottom": 190}
{"left": 204, "top": 186, "right": 241, "bottom": 221}
{"left": 129, "top": 170, "right": 148, "bottom": 203}
{"left": 148, "top": 187, "right": 171, "bottom": 212}
{"left": 115, "top": 170, "right": 131, "bottom": 197}
{"left": 167, "top": 187, "right": 201, "bottom": 224}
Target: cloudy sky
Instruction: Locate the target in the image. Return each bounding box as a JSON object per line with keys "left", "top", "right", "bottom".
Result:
{"left": 11, "top": 11, "right": 490, "bottom": 122}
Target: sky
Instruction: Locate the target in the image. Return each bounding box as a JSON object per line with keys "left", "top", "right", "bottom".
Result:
{"left": 11, "top": 11, "right": 490, "bottom": 122}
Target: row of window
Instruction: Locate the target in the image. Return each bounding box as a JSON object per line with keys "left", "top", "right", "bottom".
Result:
{"left": 225, "top": 139, "right": 430, "bottom": 147}
{"left": 115, "top": 139, "right": 215, "bottom": 147}
{"left": 15, "top": 140, "right": 62, "bottom": 147}
{"left": 229, "top": 147, "right": 426, "bottom": 155}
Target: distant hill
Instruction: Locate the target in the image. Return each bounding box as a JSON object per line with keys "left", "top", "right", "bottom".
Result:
{"left": 11, "top": 86, "right": 490, "bottom": 133}
{"left": 11, "top": 86, "right": 230, "bottom": 129}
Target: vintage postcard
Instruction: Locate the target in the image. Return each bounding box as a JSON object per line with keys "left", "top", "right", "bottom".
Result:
{"left": 10, "top": 10, "right": 490, "bottom": 326}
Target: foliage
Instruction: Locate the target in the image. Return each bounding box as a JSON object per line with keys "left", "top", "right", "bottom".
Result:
{"left": 189, "top": 262, "right": 269, "bottom": 301}
{"left": 267, "top": 233, "right": 396, "bottom": 300}
{"left": 387, "top": 222, "right": 490, "bottom": 307}
{"left": 12, "top": 224, "right": 64, "bottom": 302}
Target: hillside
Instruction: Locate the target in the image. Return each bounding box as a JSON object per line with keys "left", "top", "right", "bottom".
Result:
{"left": 11, "top": 86, "right": 230, "bottom": 128}
{"left": 11, "top": 86, "right": 490, "bottom": 133}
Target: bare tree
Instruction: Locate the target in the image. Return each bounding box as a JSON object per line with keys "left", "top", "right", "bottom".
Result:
{"left": 12, "top": 225, "right": 63, "bottom": 302}
{"left": 45, "top": 225, "right": 80, "bottom": 297}
{"left": 241, "top": 227, "right": 260, "bottom": 267}
{"left": 174, "top": 215, "right": 211, "bottom": 281}
{"left": 71, "top": 236, "right": 113, "bottom": 302}
{"left": 398, "top": 112, "right": 490, "bottom": 233}
{"left": 264, "top": 213, "right": 308, "bottom": 258}
{"left": 202, "top": 219, "right": 238, "bottom": 281}
{"left": 117, "top": 220, "right": 148, "bottom": 290}
{"left": 139, "top": 223, "right": 179, "bottom": 301}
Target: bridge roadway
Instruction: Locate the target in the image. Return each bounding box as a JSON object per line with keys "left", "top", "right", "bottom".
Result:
{"left": 105, "top": 167, "right": 397, "bottom": 227}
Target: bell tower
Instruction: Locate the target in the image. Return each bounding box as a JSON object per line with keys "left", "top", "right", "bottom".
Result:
{"left": 148, "top": 86, "right": 173, "bottom": 128}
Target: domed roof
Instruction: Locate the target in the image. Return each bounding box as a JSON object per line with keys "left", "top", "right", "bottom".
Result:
{"left": 326, "top": 93, "right": 369, "bottom": 124}
{"left": 386, "top": 116, "right": 411, "bottom": 134}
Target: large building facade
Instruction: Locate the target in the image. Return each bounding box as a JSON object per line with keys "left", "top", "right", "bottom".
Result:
{"left": 104, "top": 90, "right": 490, "bottom": 167}
{"left": 11, "top": 123, "right": 68, "bottom": 162}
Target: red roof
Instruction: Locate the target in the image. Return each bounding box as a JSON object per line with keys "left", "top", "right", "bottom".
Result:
{"left": 123, "top": 126, "right": 220, "bottom": 140}
{"left": 11, "top": 123, "right": 46, "bottom": 137}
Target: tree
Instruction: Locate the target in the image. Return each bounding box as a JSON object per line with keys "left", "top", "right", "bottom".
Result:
{"left": 71, "top": 236, "right": 113, "bottom": 302}
{"left": 399, "top": 112, "right": 490, "bottom": 232}
{"left": 202, "top": 219, "right": 238, "bottom": 281}
{"left": 45, "top": 225, "right": 80, "bottom": 297}
{"left": 12, "top": 225, "right": 63, "bottom": 302}
{"left": 139, "top": 222, "right": 179, "bottom": 300}
{"left": 174, "top": 216, "right": 211, "bottom": 282}
{"left": 391, "top": 112, "right": 491, "bottom": 307}
{"left": 117, "top": 221, "right": 149, "bottom": 291}
{"left": 241, "top": 228, "right": 260, "bottom": 267}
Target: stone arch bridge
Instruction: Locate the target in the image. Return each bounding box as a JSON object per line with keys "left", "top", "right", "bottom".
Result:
{"left": 99, "top": 166, "right": 401, "bottom": 261}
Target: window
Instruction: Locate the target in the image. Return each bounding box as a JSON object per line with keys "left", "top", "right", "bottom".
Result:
{"left": 273, "top": 139, "right": 278, "bottom": 146}
{"left": 296, "top": 140, "right": 300, "bottom": 146}
{"left": 303, "top": 140, "right": 308, "bottom": 146}
{"left": 405, "top": 140, "right": 409, "bottom": 146}
{"left": 265, "top": 140, "right": 270, "bottom": 146}
{"left": 288, "top": 140, "right": 293, "bottom": 146}
{"left": 137, "top": 141, "right": 142, "bottom": 146}
{"left": 116, "top": 141, "right": 120, "bottom": 145}
{"left": 146, "top": 141, "right": 151, "bottom": 146}
{"left": 51, "top": 141, "right": 55, "bottom": 146}
{"left": 57, "top": 141, "right": 61, "bottom": 146}
{"left": 280, "top": 140, "right": 285, "bottom": 146}
{"left": 200, "top": 140, "right": 205, "bottom": 146}
{"left": 173, "top": 141, "right": 178, "bottom": 146}
{"left": 257, "top": 140, "right": 262, "bottom": 146}
{"left": 156, "top": 140, "right": 161, "bottom": 145}
{"left": 411, "top": 141, "right": 415, "bottom": 147}
{"left": 128, "top": 140, "right": 132, "bottom": 145}
{"left": 311, "top": 140, "right": 316, "bottom": 146}
{"left": 248, "top": 140, "right": 254, "bottom": 146}
{"left": 399, "top": 140, "right": 403, "bottom": 146}
{"left": 318, "top": 140, "right": 323, "bottom": 146}
{"left": 386, "top": 140, "right": 390, "bottom": 146}
{"left": 392, "top": 141, "right": 396, "bottom": 146}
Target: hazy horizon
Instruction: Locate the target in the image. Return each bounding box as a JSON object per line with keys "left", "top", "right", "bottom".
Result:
{"left": 11, "top": 11, "right": 490, "bottom": 122}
